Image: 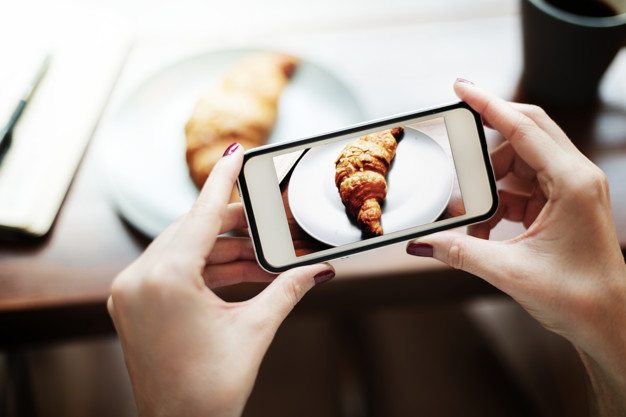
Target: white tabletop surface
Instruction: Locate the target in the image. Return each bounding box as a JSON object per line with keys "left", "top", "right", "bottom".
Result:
{"left": 1, "top": 0, "right": 531, "bottom": 277}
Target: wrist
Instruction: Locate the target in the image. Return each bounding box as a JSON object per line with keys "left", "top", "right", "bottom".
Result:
{"left": 577, "top": 348, "right": 626, "bottom": 417}
{"left": 573, "top": 264, "right": 626, "bottom": 416}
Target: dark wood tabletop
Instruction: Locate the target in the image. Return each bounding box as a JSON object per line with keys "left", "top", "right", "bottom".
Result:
{"left": 1, "top": 13, "right": 625, "bottom": 348}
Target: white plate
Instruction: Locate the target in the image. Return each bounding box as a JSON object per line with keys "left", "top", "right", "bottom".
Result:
{"left": 287, "top": 127, "right": 455, "bottom": 246}
{"left": 97, "top": 49, "right": 364, "bottom": 238}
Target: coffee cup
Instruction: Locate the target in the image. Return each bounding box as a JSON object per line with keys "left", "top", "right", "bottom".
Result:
{"left": 520, "top": 0, "right": 626, "bottom": 107}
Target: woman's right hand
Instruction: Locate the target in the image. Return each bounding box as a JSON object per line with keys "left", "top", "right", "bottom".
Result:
{"left": 407, "top": 80, "right": 626, "bottom": 416}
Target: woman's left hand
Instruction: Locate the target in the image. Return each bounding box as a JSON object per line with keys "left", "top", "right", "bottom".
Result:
{"left": 108, "top": 143, "right": 334, "bottom": 417}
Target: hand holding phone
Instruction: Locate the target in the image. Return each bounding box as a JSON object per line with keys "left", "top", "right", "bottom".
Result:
{"left": 238, "top": 102, "right": 498, "bottom": 272}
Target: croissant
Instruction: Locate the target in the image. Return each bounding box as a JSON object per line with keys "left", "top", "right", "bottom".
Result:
{"left": 185, "top": 52, "right": 298, "bottom": 189}
{"left": 334, "top": 127, "right": 404, "bottom": 236}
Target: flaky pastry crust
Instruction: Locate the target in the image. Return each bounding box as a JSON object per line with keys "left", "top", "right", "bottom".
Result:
{"left": 334, "top": 127, "right": 403, "bottom": 236}
{"left": 185, "top": 53, "right": 298, "bottom": 190}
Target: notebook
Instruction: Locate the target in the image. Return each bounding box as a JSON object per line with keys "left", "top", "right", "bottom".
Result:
{"left": 0, "top": 29, "right": 130, "bottom": 239}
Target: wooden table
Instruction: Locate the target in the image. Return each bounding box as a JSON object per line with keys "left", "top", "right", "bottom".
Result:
{"left": 1, "top": 3, "right": 625, "bottom": 348}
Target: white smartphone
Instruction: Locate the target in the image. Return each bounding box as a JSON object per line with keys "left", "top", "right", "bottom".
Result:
{"left": 237, "top": 102, "right": 498, "bottom": 272}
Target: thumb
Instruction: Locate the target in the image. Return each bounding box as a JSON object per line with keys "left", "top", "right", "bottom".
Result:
{"left": 407, "top": 231, "right": 515, "bottom": 290}
{"left": 250, "top": 263, "right": 335, "bottom": 327}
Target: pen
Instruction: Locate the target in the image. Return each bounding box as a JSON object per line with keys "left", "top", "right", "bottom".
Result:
{"left": 0, "top": 55, "right": 51, "bottom": 160}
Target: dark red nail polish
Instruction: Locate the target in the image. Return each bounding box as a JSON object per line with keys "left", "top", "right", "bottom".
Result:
{"left": 223, "top": 142, "right": 240, "bottom": 156}
{"left": 406, "top": 242, "right": 434, "bottom": 257}
{"left": 456, "top": 78, "right": 475, "bottom": 85}
{"left": 314, "top": 269, "right": 335, "bottom": 285}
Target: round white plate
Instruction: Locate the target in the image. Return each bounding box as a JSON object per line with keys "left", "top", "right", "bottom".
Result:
{"left": 287, "top": 127, "right": 455, "bottom": 246}
{"left": 97, "top": 49, "right": 364, "bottom": 238}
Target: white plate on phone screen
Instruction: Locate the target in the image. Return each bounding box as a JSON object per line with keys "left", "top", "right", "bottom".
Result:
{"left": 97, "top": 49, "right": 364, "bottom": 238}
{"left": 288, "top": 127, "right": 455, "bottom": 246}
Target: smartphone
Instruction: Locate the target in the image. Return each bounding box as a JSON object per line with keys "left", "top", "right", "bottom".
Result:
{"left": 237, "top": 101, "right": 498, "bottom": 273}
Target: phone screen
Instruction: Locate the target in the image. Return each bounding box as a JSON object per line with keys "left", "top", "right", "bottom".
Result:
{"left": 240, "top": 102, "right": 497, "bottom": 272}
{"left": 272, "top": 116, "right": 466, "bottom": 257}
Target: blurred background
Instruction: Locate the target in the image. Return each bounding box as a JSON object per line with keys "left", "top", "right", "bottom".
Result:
{"left": 2, "top": 0, "right": 625, "bottom": 416}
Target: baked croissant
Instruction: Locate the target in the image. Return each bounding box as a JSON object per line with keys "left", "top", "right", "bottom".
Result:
{"left": 334, "top": 127, "right": 404, "bottom": 236}
{"left": 185, "top": 52, "right": 298, "bottom": 189}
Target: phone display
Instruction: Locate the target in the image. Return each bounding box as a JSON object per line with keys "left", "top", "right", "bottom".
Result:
{"left": 238, "top": 102, "right": 497, "bottom": 272}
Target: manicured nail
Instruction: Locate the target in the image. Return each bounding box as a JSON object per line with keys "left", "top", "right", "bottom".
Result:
{"left": 406, "top": 242, "right": 434, "bottom": 257}
{"left": 456, "top": 78, "right": 475, "bottom": 85}
{"left": 223, "top": 142, "right": 240, "bottom": 156}
{"left": 314, "top": 269, "right": 335, "bottom": 285}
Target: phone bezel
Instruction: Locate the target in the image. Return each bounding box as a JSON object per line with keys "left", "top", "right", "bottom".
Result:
{"left": 237, "top": 101, "right": 498, "bottom": 272}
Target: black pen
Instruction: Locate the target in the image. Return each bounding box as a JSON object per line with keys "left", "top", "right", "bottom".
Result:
{"left": 0, "top": 55, "right": 51, "bottom": 160}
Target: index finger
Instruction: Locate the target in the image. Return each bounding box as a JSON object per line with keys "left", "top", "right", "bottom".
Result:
{"left": 172, "top": 143, "right": 245, "bottom": 258}
{"left": 454, "top": 81, "right": 569, "bottom": 180}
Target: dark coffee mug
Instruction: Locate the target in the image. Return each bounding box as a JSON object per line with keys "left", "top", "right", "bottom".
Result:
{"left": 520, "top": 0, "right": 626, "bottom": 107}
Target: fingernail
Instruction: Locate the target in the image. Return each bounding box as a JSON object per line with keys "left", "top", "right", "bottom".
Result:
{"left": 406, "top": 242, "right": 434, "bottom": 257}
{"left": 456, "top": 78, "right": 475, "bottom": 85}
{"left": 223, "top": 142, "right": 240, "bottom": 156}
{"left": 314, "top": 269, "right": 335, "bottom": 285}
